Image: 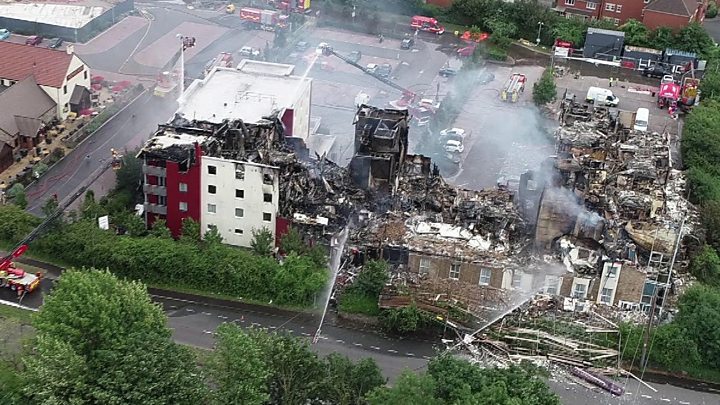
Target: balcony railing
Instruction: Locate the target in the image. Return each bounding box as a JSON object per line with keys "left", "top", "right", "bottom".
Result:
{"left": 143, "top": 184, "right": 167, "bottom": 196}
{"left": 144, "top": 203, "right": 167, "bottom": 215}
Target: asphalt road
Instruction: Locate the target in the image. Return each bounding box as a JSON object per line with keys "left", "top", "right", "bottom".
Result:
{"left": 25, "top": 92, "right": 178, "bottom": 215}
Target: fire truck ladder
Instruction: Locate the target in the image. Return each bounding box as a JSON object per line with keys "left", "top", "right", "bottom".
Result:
{"left": 501, "top": 74, "right": 525, "bottom": 103}
{"left": 321, "top": 46, "right": 413, "bottom": 97}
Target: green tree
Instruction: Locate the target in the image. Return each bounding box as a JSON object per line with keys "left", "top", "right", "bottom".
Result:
{"left": 651, "top": 27, "right": 675, "bottom": 51}
{"left": 691, "top": 245, "right": 720, "bottom": 285}
{"left": 80, "top": 190, "right": 107, "bottom": 220}
{"left": 203, "top": 226, "right": 224, "bottom": 246}
{"left": 41, "top": 197, "right": 58, "bottom": 217}
{"left": 379, "top": 305, "right": 434, "bottom": 334}
{"left": 700, "top": 59, "right": 720, "bottom": 101}
{"left": 11, "top": 185, "right": 27, "bottom": 210}
{"left": 352, "top": 260, "right": 389, "bottom": 297}
{"left": 619, "top": 19, "right": 650, "bottom": 47}
{"left": 533, "top": 67, "right": 557, "bottom": 106}
{"left": 674, "top": 22, "right": 715, "bottom": 56}
{"left": 251, "top": 227, "right": 275, "bottom": 256}
{"left": 319, "top": 354, "right": 385, "bottom": 405}
{"left": 650, "top": 323, "right": 701, "bottom": 370}
{"left": 272, "top": 253, "right": 327, "bottom": 305}
{"left": 0, "top": 204, "right": 40, "bottom": 243}
{"left": 149, "top": 219, "right": 172, "bottom": 238}
{"left": 674, "top": 284, "right": 720, "bottom": 367}
{"left": 208, "top": 323, "right": 269, "bottom": 405}
{"left": 115, "top": 152, "right": 143, "bottom": 201}
{"left": 366, "top": 371, "right": 441, "bottom": 405}
{"left": 261, "top": 332, "right": 326, "bottom": 404}
{"left": 181, "top": 217, "right": 201, "bottom": 242}
{"left": 281, "top": 227, "right": 307, "bottom": 255}
{"left": 115, "top": 210, "right": 147, "bottom": 236}
{"left": 551, "top": 19, "right": 585, "bottom": 46}
{"left": 708, "top": 2, "right": 718, "bottom": 18}
{"left": 23, "top": 269, "right": 207, "bottom": 404}
{"left": 703, "top": 201, "right": 720, "bottom": 250}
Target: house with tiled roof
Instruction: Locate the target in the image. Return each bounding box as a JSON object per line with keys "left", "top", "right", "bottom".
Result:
{"left": 642, "top": 0, "right": 708, "bottom": 30}
{"left": 0, "top": 76, "right": 57, "bottom": 173}
{"left": 0, "top": 42, "right": 90, "bottom": 119}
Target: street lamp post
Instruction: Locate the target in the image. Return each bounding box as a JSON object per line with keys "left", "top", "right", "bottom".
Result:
{"left": 176, "top": 34, "right": 196, "bottom": 100}
{"left": 352, "top": 5, "right": 356, "bottom": 23}
{"left": 536, "top": 21, "right": 544, "bottom": 45}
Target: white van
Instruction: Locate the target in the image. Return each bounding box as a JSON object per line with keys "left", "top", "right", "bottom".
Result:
{"left": 634, "top": 108, "right": 649, "bottom": 132}
{"left": 586, "top": 87, "right": 620, "bottom": 107}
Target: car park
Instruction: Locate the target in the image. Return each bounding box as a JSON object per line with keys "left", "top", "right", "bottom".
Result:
{"left": 0, "top": 29, "right": 10, "bottom": 41}
{"left": 26, "top": 35, "right": 42, "bottom": 46}
{"left": 48, "top": 38, "right": 63, "bottom": 49}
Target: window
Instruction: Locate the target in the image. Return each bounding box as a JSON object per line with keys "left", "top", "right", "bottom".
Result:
{"left": 263, "top": 212, "right": 272, "bottom": 222}
{"left": 236, "top": 189, "right": 244, "bottom": 199}
{"left": 586, "top": 1, "right": 596, "bottom": 9}
{"left": 84, "top": 71, "right": 88, "bottom": 80}
{"left": 63, "top": 85, "right": 67, "bottom": 94}
{"left": 573, "top": 283, "right": 587, "bottom": 299}
{"left": 179, "top": 183, "right": 188, "bottom": 192}
{"left": 564, "top": 0, "right": 574, "bottom": 5}
{"left": 615, "top": 4, "right": 622, "bottom": 13}
{"left": 545, "top": 276, "right": 559, "bottom": 295}
{"left": 235, "top": 208, "right": 244, "bottom": 218}
{"left": 449, "top": 263, "right": 461, "bottom": 280}
{"left": 600, "top": 288, "right": 613, "bottom": 304}
{"left": 605, "top": 3, "right": 615, "bottom": 11}
{"left": 207, "top": 224, "right": 217, "bottom": 232}
{"left": 479, "top": 268, "right": 491, "bottom": 285}
{"left": 235, "top": 164, "right": 245, "bottom": 180}
{"left": 179, "top": 202, "right": 188, "bottom": 212}
{"left": 613, "top": 18, "right": 620, "bottom": 24}
{"left": 263, "top": 193, "right": 273, "bottom": 203}
{"left": 207, "top": 204, "right": 216, "bottom": 214}
{"left": 263, "top": 173, "right": 274, "bottom": 185}
{"left": 208, "top": 185, "right": 217, "bottom": 194}
{"left": 158, "top": 195, "right": 167, "bottom": 205}
{"left": 419, "top": 258, "right": 430, "bottom": 274}
{"left": 512, "top": 271, "right": 522, "bottom": 288}
{"left": 234, "top": 229, "right": 244, "bottom": 235}
{"left": 208, "top": 165, "right": 217, "bottom": 175}
{"left": 607, "top": 265, "right": 619, "bottom": 278}
{"left": 158, "top": 176, "right": 166, "bottom": 186}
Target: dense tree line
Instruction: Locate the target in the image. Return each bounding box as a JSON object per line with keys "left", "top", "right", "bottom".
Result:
{"left": 3, "top": 270, "right": 559, "bottom": 404}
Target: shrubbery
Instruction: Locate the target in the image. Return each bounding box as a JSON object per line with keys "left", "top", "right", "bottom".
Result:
{"left": 533, "top": 67, "right": 556, "bottom": 106}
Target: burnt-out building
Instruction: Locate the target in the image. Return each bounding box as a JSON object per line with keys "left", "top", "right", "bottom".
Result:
{"left": 582, "top": 28, "right": 625, "bottom": 60}
{"left": 349, "top": 105, "right": 409, "bottom": 193}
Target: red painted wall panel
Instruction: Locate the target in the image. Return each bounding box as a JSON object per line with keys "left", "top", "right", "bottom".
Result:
{"left": 164, "top": 144, "right": 202, "bottom": 238}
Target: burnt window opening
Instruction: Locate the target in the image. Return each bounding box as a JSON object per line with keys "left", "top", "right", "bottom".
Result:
{"left": 208, "top": 185, "right": 217, "bottom": 194}
{"left": 234, "top": 229, "right": 243, "bottom": 235}
{"left": 208, "top": 165, "right": 217, "bottom": 175}
{"left": 263, "top": 193, "right": 272, "bottom": 203}
{"left": 235, "top": 164, "right": 245, "bottom": 180}
{"left": 263, "top": 173, "right": 274, "bottom": 185}
{"left": 263, "top": 212, "right": 272, "bottom": 222}
{"left": 235, "top": 208, "right": 244, "bottom": 218}
{"left": 236, "top": 189, "right": 244, "bottom": 198}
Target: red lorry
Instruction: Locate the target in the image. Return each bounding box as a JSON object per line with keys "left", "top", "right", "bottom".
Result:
{"left": 239, "top": 7, "right": 289, "bottom": 31}
{"left": 410, "top": 16, "right": 444, "bottom": 34}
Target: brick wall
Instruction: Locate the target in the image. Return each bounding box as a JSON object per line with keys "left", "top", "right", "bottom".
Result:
{"left": 614, "top": 264, "right": 646, "bottom": 304}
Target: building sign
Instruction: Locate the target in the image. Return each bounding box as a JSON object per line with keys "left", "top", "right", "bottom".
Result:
{"left": 554, "top": 47, "right": 570, "bottom": 58}
{"left": 98, "top": 215, "right": 109, "bottom": 230}
{"left": 66, "top": 65, "right": 84, "bottom": 82}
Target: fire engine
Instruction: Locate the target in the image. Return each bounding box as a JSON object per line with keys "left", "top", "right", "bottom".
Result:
{"left": 153, "top": 70, "right": 179, "bottom": 98}
{"left": 501, "top": 73, "right": 527, "bottom": 103}
{"left": 239, "top": 7, "right": 289, "bottom": 31}
{"left": 657, "top": 82, "right": 681, "bottom": 109}
{"left": 111, "top": 148, "right": 123, "bottom": 171}
{"left": 410, "top": 16, "right": 445, "bottom": 34}
{"left": 203, "top": 52, "right": 234, "bottom": 77}
{"left": 0, "top": 246, "right": 41, "bottom": 298}
{"left": 267, "top": 0, "right": 310, "bottom": 13}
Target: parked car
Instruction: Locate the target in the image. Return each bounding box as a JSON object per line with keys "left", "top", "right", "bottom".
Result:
{"left": 347, "top": 50, "right": 361, "bottom": 63}
{"left": 48, "top": 37, "right": 63, "bottom": 49}
{"left": 445, "top": 139, "right": 465, "bottom": 154}
{"left": 401, "top": 36, "right": 415, "bottom": 49}
{"left": 366, "top": 63, "right": 378, "bottom": 73}
{"left": 642, "top": 64, "right": 672, "bottom": 79}
{"left": 439, "top": 66, "right": 458, "bottom": 77}
{"left": 26, "top": 35, "right": 42, "bottom": 46}
{"left": 239, "top": 46, "right": 260, "bottom": 58}
{"left": 440, "top": 127, "right": 467, "bottom": 141}
{"left": 295, "top": 41, "right": 309, "bottom": 51}
{"left": 0, "top": 29, "right": 10, "bottom": 41}
{"left": 375, "top": 63, "right": 392, "bottom": 78}
{"left": 316, "top": 42, "right": 330, "bottom": 55}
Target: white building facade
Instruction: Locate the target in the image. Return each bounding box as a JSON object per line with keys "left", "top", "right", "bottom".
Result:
{"left": 200, "top": 156, "right": 280, "bottom": 247}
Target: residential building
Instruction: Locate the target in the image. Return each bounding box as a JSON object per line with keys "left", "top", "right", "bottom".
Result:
{"left": 642, "top": 0, "right": 708, "bottom": 30}
{"left": 139, "top": 61, "right": 313, "bottom": 246}
{"left": 553, "top": 0, "right": 707, "bottom": 27}
{"left": 0, "top": 76, "right": 57, "bottom": 172}
{"left": 0, "top": 42, "right": 90, "bottom": 119}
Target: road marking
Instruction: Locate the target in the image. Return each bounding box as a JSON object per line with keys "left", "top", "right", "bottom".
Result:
{"left": 679, "top": 401, "right": 690, "bottom": 405}
{"left": 202, "top": 330, "right": 214, "bottom": 335}
{"left": 185, "top": 308, "right": 195, "bottom": 312}
{"left": 217, "top": 315, "right": 228, "bottom": 319}
{"left": 422, "top": 356, "right": 431, "bottom": 360}
{"left": 269, "top": 326, "right": 277, "bottom": 329}
{"left": 301, "top": 332, "right": 310, "bottom": 336}
{"left": 234, "top": 319, "right": 244, "bottom": 323}
{"left": 406, "top": 353, "right": 415, "bottom": 357}
{"left": 370, "top": 346, "right": 381, "bottom": 350}
{"left": 287, "top": 329, "right": 293, "bottom": 333}
{"left": 387, "top": 349, "right": 398, "bottom": 353}
{"left": 640, "top": 395, "right": 652, "bottom": 399}
{"left": 168, "top": 305, "right": 177, "bottom": 309}
{"left": 319, "top": 336, "right": 329, "bottom": 340}
{"left": 659, "top": 399, "right": 670, "bottom": 402}
{"left": 336, "top": 339, "right": 344, "bottom": 343}
{"left": 353, "top": 343, "right": 362, "bottom": 347}
{"left": 250, "top": 322, "right": 261, "bottom": 327}
{"left": 202, "top": 312, "right": 212, "bottom": 316}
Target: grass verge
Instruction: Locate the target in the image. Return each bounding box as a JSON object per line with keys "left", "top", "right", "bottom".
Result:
{"left": 338, "top": 290, "right": 380, "bottom": 316}
{"left": 0, "top": 305, "right": 34, "bottom": 324}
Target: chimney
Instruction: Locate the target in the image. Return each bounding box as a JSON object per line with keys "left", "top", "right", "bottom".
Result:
{"left": 66, "top": 44, "right": 74, "bottom": 55}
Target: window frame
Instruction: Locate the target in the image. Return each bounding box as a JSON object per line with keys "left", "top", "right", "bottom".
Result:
{"left": 479, "top": 268, "right": 491, "bottom": 285}
{"left": 449, "top": 263, "right": 461, "bottom": 280}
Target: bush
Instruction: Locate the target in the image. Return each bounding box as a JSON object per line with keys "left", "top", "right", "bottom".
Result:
{"left": 487, "top": 46, "right": 507, "bottom": 61}
{"left": 338, "top": 290, "right": 380, "bottom": 316}
{"left": 691, "top": 245, "right": 720, "bottom": 285}
{"left": 708, "top": 2, "right": 719, "bottom": 19}
{"left": 533, "top": 67, "right": 557, "bottom": 106}
{"left": 379, "top": 305, "right": 434, "bottom": 334}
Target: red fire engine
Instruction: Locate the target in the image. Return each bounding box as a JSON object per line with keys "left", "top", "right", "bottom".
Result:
{"left": 239, "top": 7, "right": 289, "bottom": 30}
{"left": 410, "top": 16, "right": 445, "bottom": 34}
{"left": 0, "top": 246, "right": 41, "bottom": 298}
